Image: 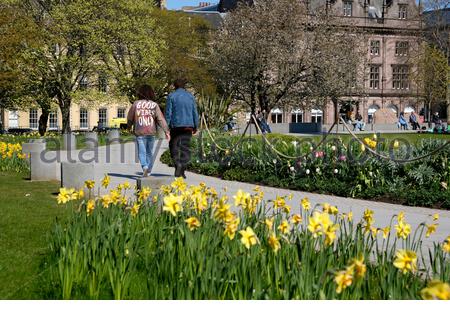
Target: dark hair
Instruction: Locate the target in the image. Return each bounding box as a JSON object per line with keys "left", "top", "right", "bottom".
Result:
{"left": 136, "top": 84, "right": 156, "bottom": 101}
{"left": 174, "top": 78, "right": 187, "bottom": 89}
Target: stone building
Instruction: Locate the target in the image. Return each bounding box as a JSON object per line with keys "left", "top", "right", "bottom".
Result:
{"left": 187, "top": 0, "right": 425, "bottom": 130}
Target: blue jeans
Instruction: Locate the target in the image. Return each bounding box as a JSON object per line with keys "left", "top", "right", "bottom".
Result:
{"left": 136, "top": 135, "right": 155, "bottom": 171}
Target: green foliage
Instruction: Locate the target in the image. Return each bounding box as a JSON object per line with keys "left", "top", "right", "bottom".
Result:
{"left": 160, "top": 133, "right": 450, "bottom": 209}
{"left": 46, "top": 184, "right": 450, "bottom": 299}
{"left": 197, "top": 94, "right": 234, "bottom": 129}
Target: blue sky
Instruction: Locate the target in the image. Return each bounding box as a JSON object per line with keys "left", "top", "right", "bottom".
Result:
{"left": 166, "top": 0, "right": 218, "bottom": 10}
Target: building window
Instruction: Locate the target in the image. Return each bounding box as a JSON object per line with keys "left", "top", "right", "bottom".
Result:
{"left": 395, "top": 41, "right": 409, "bottom": 56}
{"left": 270, "top": 108, "right": 283, "bottom": 124}
{"left": 79, "top": 75, "right": 88, "bottom": 90}
{"left": 80, "top": 108, "right": 88, "bottom": 129}
{"left": 49, "top": 111, "right": 58, "bottom": 130}
{"left": 98, "top": 74, "right": 108, "bottom": 92}
{"left": 398, "top": 4, "right": 408, "bottom": 19}
{"left": 369, "top": 65, "right": 380, "bottom": 89}
{"left": 98, "top": 108, "right": 107, "bottom": 127}
{"left": 117, "top": 108, "right": 126, "bottom": 119}
{"left": 343, "top": 2, "right": 352, "bottom": 17}
{"left": 392, "top": 65, "right": 409, "bottom": 90}
{"left": 311, "top": 109, "right": 323, "bottom": 123}
{"left": 291, "top": 110, "right": 303, "bottom": 123}
{"left": 370, "top": 40, "right": 380, "bottom": 56}
{"left": 29, "top": 109, "right": 38, "bottom": 130}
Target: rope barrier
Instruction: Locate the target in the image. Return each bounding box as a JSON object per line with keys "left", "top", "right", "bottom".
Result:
{"left": 339, "top": 116, "right": 450, "bottom": 164}
{"left": 250, "top": 114, "right": 337, "bottom": 160}
{"left": 199, "top": 112, "right": 450, "bottom": 164}
{"left": 200, "top": 113, "right": 251, "bottom": 152}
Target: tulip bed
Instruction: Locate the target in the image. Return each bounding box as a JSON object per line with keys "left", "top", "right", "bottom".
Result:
{"left": 46, "top": 177, "right": 450, "bottom": 299}
{"left": 161, "top": 133, "right": 450, "bottom": 209}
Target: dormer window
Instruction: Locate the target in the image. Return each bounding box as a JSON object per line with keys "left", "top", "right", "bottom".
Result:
{"left": 398, "top": 4, "right": 408, "bottom": 19}
{"left": 343, "top": 1, "right": 352, "bottom": 17}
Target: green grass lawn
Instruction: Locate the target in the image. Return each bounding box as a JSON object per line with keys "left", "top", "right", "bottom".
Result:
{"left": 266, "top": 132, "right": 450, "bottom": 146}
{"left": 0, "top": 171, "right": 70, "bottom": 299}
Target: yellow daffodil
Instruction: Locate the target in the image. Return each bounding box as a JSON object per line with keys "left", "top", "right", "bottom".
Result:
{"left": 101, "top": 195, "right": 112, "bottom": 208}
{"left": 324, "top": 224, "right": 338, "bottom": 246}
{"left": 265, "top": 217, "right": 274, "bottom": 230}
{"left": 393, "top": 250, "right": 417, "bottom": 274}
{"left": 301, "top": 197, "right": 311, "bottom": 211}
{"left": 130, "top": 203, "right": 140, "bottom": 217}
{"left": 160, "top": 185, "right": 172, "bottom": 195}
{"left": 278, "top": 220, "right": 290, "bottom": 234}
{"left": 192, "top": 192, "right": 208, "bottom": 212}
{"left": 421, "top": 280, "right": 450, "bottom": 300}
{"left": 334, "top": 269, "right": 353, "bottom": 294}
{"left": 393, "top": 140, "right": 400, "bottom": 149}
{"left": 138, "top": 187, "right": 152, "bottom": 202}
{"left": 77, "top": 188, "right": 85, "bottom": 199}
{"left": 443, "top": 236, "right": 450, "bottom": 253}
{"left": 272, "top": 196, "right": 286, "bottom": 211}
{"left": 348, "top": 256, "right": 367, "bottom": 280}
{"left": 224, "top": 217, "right": 240, "bottom": 240}
{"left": 426, "top": 223, "right": 438, "bottom": 238}
{"left": 347, "top": 211, "right": 353, "bottom": 222}
{"left": 185, "top": 217, "right": 201, "bottom": 231}
{"left": 292, "top": 214, "right": 303, "bottom": 225}
{"left": 307, "top": 211, "right": 323, "bottom": 237}
{"left": 110, "top": 189, "right": 121, "bottom": 205}
{"left": 171, "top": 177, "right": 187, "bottom": 192}
{"left": 233, "top": 189, "right": 250, "bottom": 207}
{"left": 101, "top": 175, "right": 110, "bottom": 189}
{"left": 395, "top": 221, "right": 411, "bottom": 240}
{"left": 86, "top": 199, "right": 95, "bottom": 216}
{"left": 287, "top": 193, "right": 293, "bottom": 201}
{"left": 123, "top": 182, "right": 131, "bottom": 190}
{"left": 397, "top": 211, "right": 405, "bottom": 223}
{"left": 433, "top": 213, "right": 439, "bottom": 221}
{"left": 268, "top": 233, "right": 281, "bottom": 253}
{"left": 239, "top": 227, "right": 258, "bottom": 249}
{"left": 163, "top": 193, "right": 183, "bottom": 217}
{"left": 382, "top": 227, "right": 391, "bottom": 239}
{"left": 57, "top": 188, "right": 71, "bottom": 204}
{"left": 214, "top": 197, "right": 232, "bottom": 221}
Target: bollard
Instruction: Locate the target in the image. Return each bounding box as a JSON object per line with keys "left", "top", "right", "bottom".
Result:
{"left": 84, "top": 131, "right": 98, "bottom": 149}
{"left": 63, "top": 133, "right": 76, "bottom": 150}
{"left": 107, "top": 129, "right": 120, "bottom": 144}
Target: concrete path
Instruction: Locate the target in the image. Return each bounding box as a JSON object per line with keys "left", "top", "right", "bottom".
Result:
{"left": 64, "top": 139, "right": 450, "bottom": 247}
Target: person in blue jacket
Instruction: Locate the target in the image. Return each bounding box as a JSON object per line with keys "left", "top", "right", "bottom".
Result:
{"left": 398, "top": 112, "right": 408, "bottom": 130}
{"left": 165, "top": 78, "right": 199, "bottom": 178}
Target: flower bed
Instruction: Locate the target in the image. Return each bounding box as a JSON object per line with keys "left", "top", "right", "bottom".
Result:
{"left": 0, "top": 141, "right": 28, "bottom": 172}
{"left": 47, "top": 177, "right": 450, "bottom": 299}
{"left": 160, "top": 133, "right": 450, "bottom": 209}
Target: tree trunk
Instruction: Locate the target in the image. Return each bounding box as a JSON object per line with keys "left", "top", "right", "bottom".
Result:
{"left": 58, "top": 95, "right": 72, "bottom": 133}
{"left": 38, "top": 109, "right": 49, "bottom": 136}
{"left": 0, "top": 106, "right": 4, "bottom": 132}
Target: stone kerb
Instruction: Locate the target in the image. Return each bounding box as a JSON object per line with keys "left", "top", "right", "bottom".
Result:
{"left": 107, "top": 129, "right": 120, "bottom": 145}
{"left": 84, "top": 132, "right": 98, "bottom": 149}
{"left": 137, "top": 176, "right": 173, "bottom": 192}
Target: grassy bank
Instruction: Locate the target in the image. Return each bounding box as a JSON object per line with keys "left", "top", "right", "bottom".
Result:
{"left": 0, "top": 171, "right": 70, "bottom": 299}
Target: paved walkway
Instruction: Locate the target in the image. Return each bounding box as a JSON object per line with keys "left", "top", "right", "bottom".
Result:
{"left": 68, "top": 139, "right": 450, "bottom": 247}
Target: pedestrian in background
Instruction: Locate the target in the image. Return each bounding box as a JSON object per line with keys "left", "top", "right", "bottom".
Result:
{"left": 165, "top": 79, "right": 199, "bottom": 179}
{"left": 127, "top": 84, "right": 170, "bottom": 177}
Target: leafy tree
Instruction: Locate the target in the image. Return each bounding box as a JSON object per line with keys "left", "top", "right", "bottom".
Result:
{"left": 414, "top": 43, "right": 449, "bottom": 123}
{"left": 210, "top": 0, "right": 364, "bottom": 119}
{"left": 95, "top": 0, "right": 165, "bottom": 103}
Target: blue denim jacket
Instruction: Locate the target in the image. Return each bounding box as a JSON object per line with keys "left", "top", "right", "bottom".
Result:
{"left": 165, "top": 88, "right": 199, "bottom": 129}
